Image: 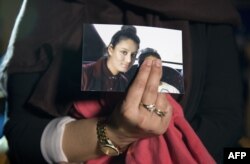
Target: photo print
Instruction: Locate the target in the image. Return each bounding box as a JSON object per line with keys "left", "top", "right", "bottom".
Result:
{"left": 81, "top": 24, "right": 184, "bottom": 93}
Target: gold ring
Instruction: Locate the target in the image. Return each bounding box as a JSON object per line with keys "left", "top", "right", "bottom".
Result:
{"left": 154, "top": 108, "right": 166, "bottom": 117}
{"left": 140, "top": 102, "right": 156, "bottom": 112}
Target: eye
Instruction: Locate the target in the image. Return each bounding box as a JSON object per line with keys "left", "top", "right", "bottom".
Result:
{"left": 131, "top": 52, "right": 137, "bottom": 59}
{"left": 121, "top": 50, "right": 128, "bottom": 56}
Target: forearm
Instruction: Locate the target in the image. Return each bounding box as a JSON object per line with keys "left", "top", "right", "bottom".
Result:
{"left": 61, "top": 117, "right": 136, "bottom": 163}
{"left": 62, "top": 117, "right": 101, "bottom": 162}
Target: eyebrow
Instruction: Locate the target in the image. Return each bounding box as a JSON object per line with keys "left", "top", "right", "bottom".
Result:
{"left": 120, "top": 48, "right": 137, "bottom": 54}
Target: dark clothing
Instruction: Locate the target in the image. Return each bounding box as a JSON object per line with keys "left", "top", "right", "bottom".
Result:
{"left": 3, "top": 0, "right": 243, "bottom": 164}
{"left": 82, "top": 57, "right": 128, "bottom": 92}
{"left": 7, "top": 0, "right": 240, "bottom": 74}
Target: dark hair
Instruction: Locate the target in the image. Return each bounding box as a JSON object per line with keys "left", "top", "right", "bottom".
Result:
{"left": 138, "top": 48, "right": 161, "bottom": 66}
{"left": 109, "top": 25, "right": 140, "bottom": 48}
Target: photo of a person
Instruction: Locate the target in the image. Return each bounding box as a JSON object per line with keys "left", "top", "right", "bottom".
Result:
{"left": 138, "top": 47, "right": 181, "bottom": 94}
{"left": 81, "top": 25, "right": 140, "bottom": 91}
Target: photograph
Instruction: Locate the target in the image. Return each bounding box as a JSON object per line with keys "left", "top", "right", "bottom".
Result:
{"left": 1, "top": 1, "right": 247, "bottom": 164}
{"left": 81, "top": 24, "right": 184, "bottom": 93}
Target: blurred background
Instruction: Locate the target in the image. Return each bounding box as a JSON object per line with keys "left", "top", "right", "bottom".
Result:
{"left": 0, "top": 0, "right": 250, "bottom": 163}
{"left": 0, "top": 1, "right": 23, "bottom": 163}
{"left": 233, "top": 0, "right": 250, "bottom": 147}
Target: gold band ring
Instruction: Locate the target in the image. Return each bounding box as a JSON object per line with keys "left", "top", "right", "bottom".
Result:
{"left": 140, "top": 102, "right": 156, "bottom": 112}
{"left": 153, "top": 108, "right": 166, "bottom": 117}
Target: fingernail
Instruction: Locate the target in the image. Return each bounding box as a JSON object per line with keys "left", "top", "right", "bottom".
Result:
{"left": 155, "top": 59, "right": 162, "bottom": 67}
{"left": 143, "top": 60, "right": 152, "bottom": 66}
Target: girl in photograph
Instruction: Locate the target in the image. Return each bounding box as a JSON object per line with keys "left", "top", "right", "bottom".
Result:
{"left": 81, "top": 25, "right": 140, "bottom": 92}
{"left": 138, "top": 47, "right": 181, "bottom": 94}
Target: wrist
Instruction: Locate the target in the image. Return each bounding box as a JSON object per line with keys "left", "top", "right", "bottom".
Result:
{"left": 96, "top": 118, "right": 125, "bottom": 156}
{"left": 105, "top": 123, "right": 133, "bottom": 152}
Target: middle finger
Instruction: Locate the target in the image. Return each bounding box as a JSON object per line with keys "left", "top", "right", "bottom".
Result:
{"left": 140, "top": 59, "right": 162, "bottom": 108}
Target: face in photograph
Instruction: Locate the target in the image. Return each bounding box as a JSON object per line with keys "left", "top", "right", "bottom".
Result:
{"left": 107, "top": 39, "right": 138, "bottom": 75}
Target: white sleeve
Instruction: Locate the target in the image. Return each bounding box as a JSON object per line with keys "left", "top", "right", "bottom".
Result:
{"left": 41, "top": 116, "right": 76, "bottom": 164}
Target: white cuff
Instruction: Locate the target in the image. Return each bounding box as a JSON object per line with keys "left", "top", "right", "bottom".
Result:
{"left": 41, "top": 116, "right": 76, "bottom": 164}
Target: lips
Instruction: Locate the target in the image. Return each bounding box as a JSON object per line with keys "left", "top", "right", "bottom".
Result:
{"left": 121, "top": 64, "right": 129, "bottom": 69}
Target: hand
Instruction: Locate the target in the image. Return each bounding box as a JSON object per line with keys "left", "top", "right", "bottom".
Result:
{"left": 108, "top": 58, "right": 173, "bottom": 148}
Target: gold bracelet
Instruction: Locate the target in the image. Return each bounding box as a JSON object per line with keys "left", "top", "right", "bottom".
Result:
{"left": 96, "top": 119, "right": 121, "bottom": 156}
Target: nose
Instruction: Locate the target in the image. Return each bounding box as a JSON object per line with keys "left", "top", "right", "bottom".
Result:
{"left": 125, "top": 54, "right": 132, "bottom": 63}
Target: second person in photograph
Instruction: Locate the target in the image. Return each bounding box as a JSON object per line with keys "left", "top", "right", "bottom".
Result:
{"left": 138, "top": 47, "right": 181, "bottom": 94}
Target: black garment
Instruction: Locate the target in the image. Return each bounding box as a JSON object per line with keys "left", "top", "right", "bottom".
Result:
{"left": 82, "top": 57, "right": 128, "bottom": 92}
{"left": 3, "top": 1, "right": 243, "bottom": 164}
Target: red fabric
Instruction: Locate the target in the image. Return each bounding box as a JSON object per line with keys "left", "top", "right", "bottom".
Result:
{"left": 73, "top": 95, "right": 215, "bottom": 164}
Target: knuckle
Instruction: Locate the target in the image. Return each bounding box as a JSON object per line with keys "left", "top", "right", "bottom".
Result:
{"left": 136, "top": 117, "right": 147, "bottom": 130}
{"left": 134, "top": 79, "right": 147, "bottom": 90}
{"left": 153, "top": 126, "right": 165, "bottom": 135}
{"left": 145, "top": 84, "right": 158, "bottom": 93}
{"left": 158, "top": 128, "right": 166, "bottom": 135}
{"left": 166, "top": 104, "right": 173, "bottom": 113}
